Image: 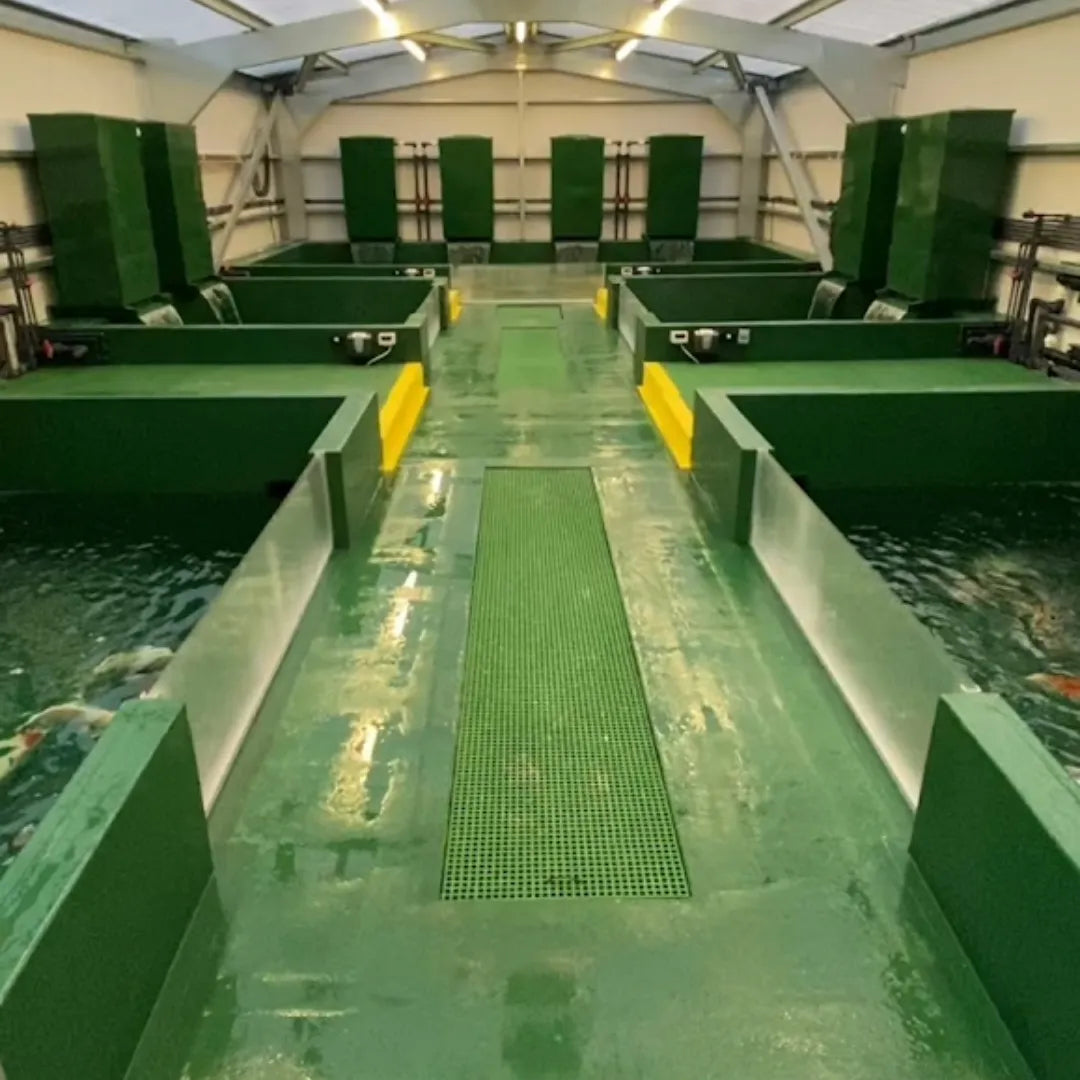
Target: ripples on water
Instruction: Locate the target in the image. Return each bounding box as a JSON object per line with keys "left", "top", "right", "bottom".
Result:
{"left": 819, "top": 484, "right": 1080, "bottom": 775}
{"left": 0, "top": 493, "right": 274, "bottom": 874}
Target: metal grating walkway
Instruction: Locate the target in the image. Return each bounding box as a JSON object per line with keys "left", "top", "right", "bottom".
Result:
{"left": 441, "top": 468, "right": 689, "bottom": 901}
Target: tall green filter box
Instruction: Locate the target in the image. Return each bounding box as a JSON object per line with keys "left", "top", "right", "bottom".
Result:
{"left": 830, "top": 118, "right": 905, "bottom": 286}
{"left": 886, "top": 109, "right": 1014, "bottom": 308}
{"left": 645, "top": 135, "right": 704, "bottom": 240}
{"left": 551, "top": 135, "right": 604, "bottom": 241}
{"left": 340, "top": 136, "right": 399, "bottom": 243}
{"left": 30, "top": 113, "right": 163, "bottom": 319}
{"left": 439, "top": 136, "right": 494, "bottom": 242}
{"left": 140, "top": 121, "right": 238, "bottom": 323}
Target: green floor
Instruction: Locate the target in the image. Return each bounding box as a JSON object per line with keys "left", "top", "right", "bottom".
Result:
{"left": 70, "top": 302, "right": 1032, "bottom": 1076}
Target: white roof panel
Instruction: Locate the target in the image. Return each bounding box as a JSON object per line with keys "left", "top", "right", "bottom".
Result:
{"left": 21, "top": 0, "right": 244, "bottom": 43}
{"left": 794, "top": 0, "right": 1009, "bottom": 43}
{"left": 237, "top": 0, "right": 360, "bottom": 21}
{"left": 684, "top": 0, "right": 813, "bottom": 20}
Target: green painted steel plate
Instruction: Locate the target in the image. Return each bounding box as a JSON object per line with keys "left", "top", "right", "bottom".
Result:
{"left": 439, "top": 136, "right": 495, "bottom": 243}
{"left": 340, "top": 136, "right": 398, "bottom": 243}
{"left": 441, "top": 468, "right": 689, "bottom": 901}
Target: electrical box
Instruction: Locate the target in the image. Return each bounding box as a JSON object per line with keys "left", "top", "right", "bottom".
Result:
{"left": 340, "top": 137, "right": 399, "bottom": 243}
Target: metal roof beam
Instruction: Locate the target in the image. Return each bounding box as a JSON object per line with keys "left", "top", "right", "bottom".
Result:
{"left": 412, "top": 30, "right": 497, "bottom": 52}
{"left": 771, "top": 0, "right": 846, "bottom": 28}
{"left": 547, "top": 30, "right": 634, "bottom": 52}
{"left": 889, "top": 0, "right": 1080, "bottom": 56}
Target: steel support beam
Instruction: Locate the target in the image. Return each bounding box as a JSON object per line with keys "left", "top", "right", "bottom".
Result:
{"left": 188, "top": 0, "right": 348, "bottom": 71}
{"left": 692, "top": 48, "right": 724, "bottom": 72}
{"left": 723, "top": 52, "right": 747, "bottom": 88}
{"left": 269, "top": 103, "right": 308, "bottom": 241}
{"left": 736, "top": 105, "right": 768, "bottom": 238}
{"left": 214, "top": 94, "right": 282, "bottom": 267}
{"left": 891, "top": 0, "right": 1080, "bottom": 55}
{"left": 547, "top": 31, "right": 633, "bottom": 52}
{"left": 413, "top": 30, "right": 497, "bottom": 52}
{"left": 752, "top": 85, "right": 831, "bottom": 268}
{"left": 177, "top": 0, "right": 904, "bottom": 121}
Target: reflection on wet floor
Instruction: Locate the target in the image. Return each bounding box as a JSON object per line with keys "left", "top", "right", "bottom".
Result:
{"left": 143, "top": 295, "right": 1031, "bottom": 1080}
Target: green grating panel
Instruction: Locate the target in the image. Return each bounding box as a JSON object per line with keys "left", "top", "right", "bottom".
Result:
{"left": 442, "top": 468, "right": 689, "bottom": 901}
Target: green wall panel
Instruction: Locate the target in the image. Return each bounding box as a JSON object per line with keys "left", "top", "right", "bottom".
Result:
{"left": 831, "top": 118, "right": 905, "bottom": 287}
{"left": 0, "top": 397, "right": 340, "bottom": 494}
{"left": 340, "top": 136, "right": 399, "bottom": 242}
{"left": 731, "top": 387, "right": 1080, "bottom": 489}
{"left": 550, "top": 135, "right": 605, "bottom": 241}
{"left": 887, "top": 110, "right": 1014, "bottom": 304}
{"left": 646, "top": 135, "right": 704, "bottom": 240}
{"left": 627, "top": 272, "right": 823, "bottom": 322}
{"left": 0, "top": 699, "right": 211, "bottom": 1080}
{"left": 912, "top": 693, "right": 1080, "bottom": 1080}
{"left": 30, "top": 113, "right": 161, "bottom": 312}
{"left": 438, "top": 136, "right": 494, "bottom": 242}
{"left": 140, "top": 122, "right": 215, "bottom": 292}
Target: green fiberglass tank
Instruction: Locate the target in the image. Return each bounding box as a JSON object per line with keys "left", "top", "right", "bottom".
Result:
{"left": 550, "top": 135, "right": 604, "bottom": 243}
{"left": 340, "top": 136, "right": 399, "bottom": 260}
{"left": 30, "top": 113, "right": 174, "bottom": 323}
{"left": 880, "top": 109, "right": 1014, "bottom": 316}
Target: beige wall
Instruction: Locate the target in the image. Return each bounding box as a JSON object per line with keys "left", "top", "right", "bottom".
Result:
{"left": 0, "top": 24, "right": 276, "bottom": 314}
{"left": 303, "top": 70, "right": 741, "bottom": 243}
{"left": 764, "top": 11, "right": 1080, "bottom": 334}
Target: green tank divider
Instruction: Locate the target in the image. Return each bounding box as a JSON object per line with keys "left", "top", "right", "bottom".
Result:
{"left": 632, "top": 314, "right": 1004, "bottom": 382}
{"left": 645, "top": 134, "right": 704, "bottom": 240}
{"left": 396, "top": 241, "right": 450, "bottom": 263}
{"left": 30, "top": 113, "right": 179, "bottom": 323}
{"left": 605, "top": 257, "right": 820, "bottom": 281}
{"left": 0, "top": 698, "right": 211, "bottom": 1080}
{"left": 690, "top": 393, "right": 771, "bottom": 543}
{"left": 598, "top": 240, "right": 650, "bottom": 262}
{"left": 54, "top": 320, "right": 434, "bottom": 372}
{"left": 340, "top": 136, "right": 398, "bottom": 243}
{"left": 693, "top": 238, "right": 801, "bottom": 261}
{"left": 625, "top": 272, "right": 825, "bottom": 323}
{"left": 887, "top": 110, "right": 1014, "bottom": 308}
{"left": 438, "top": 135, "right": 494, "bottom": 242}
{"left": 223, "top": 276, "right": 432, "bottom": 324}
{"left": 226, "top": 263, "right": 451, "bottom": 282}
{"left": 912, "top": 692, "right": 1080, "bottom": 1080}
{"left": 551, "top": 135, "right": 604, "bottom": 241}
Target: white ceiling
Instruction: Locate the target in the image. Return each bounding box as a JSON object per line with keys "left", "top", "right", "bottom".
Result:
{"left": 18, "top": 0, "right": 1019, "bottom": 75}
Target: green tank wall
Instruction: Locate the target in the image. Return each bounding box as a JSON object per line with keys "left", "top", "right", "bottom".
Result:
{"left": 887, "top": 110, "right": 1015, "bottom": 305}
{"left": 340, "top": 136, "right": 399, "bottom": 242}
{"left": 140, "top": 122, "right": 215, "bottom": 293}
{"left": 438, "top": 136, "right": 494, "bottom": 242}
{"left": 646, "top": 135, "right": 704, "bottom": 240}
{"left": 830, "top": 118, "right": 905, "bottom": 287}
{"left": 550, "top": 135, "right": 605, "bottom": 242}
{"left": 29, "top": 113, "right": 161, "bottom": 313}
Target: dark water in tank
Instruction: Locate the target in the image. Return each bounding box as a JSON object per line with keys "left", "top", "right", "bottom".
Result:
{"left": 818, "top": 483, "right": 1080, "bottom": 777}
{"left": 0, "top": 493, "right": 275, "bottom": 875}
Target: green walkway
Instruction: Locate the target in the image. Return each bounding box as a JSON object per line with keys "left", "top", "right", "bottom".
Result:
{"left": 134, "top": 300, "right": 1030, "bottom": 1078}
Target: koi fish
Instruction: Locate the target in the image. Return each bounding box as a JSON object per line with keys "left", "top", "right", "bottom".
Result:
{"left": 1027, "top": 673, "right": 1080, "bottom": 702}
